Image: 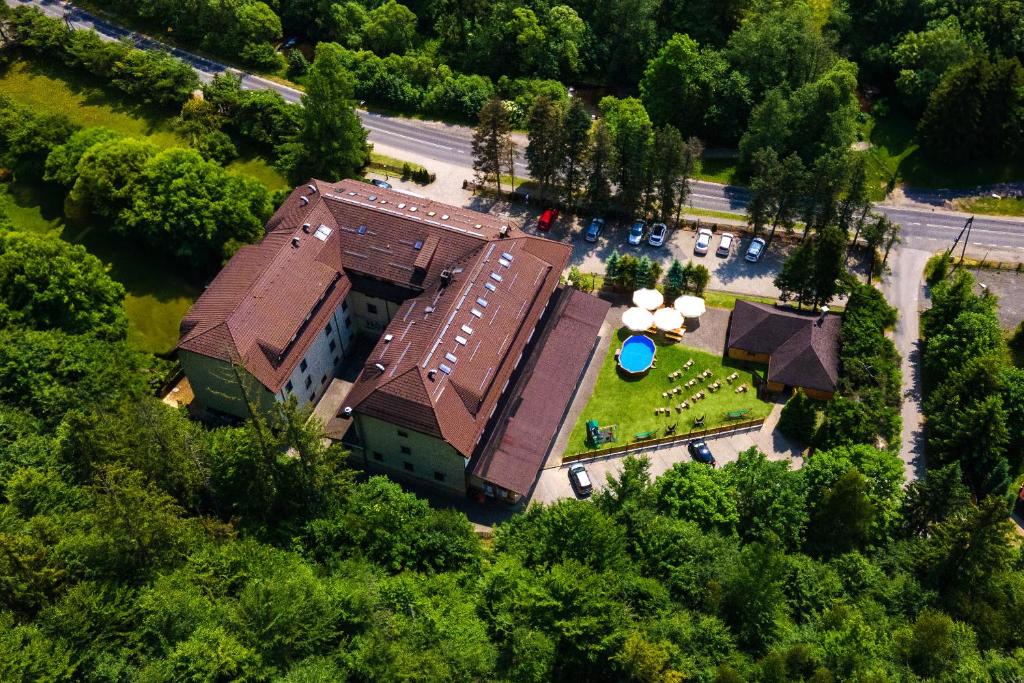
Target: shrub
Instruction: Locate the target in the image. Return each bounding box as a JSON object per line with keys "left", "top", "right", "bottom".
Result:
{"left": 924, "top": 252, "right": 952, "bottom": 287}
{"left": 778, "top": 390, "right": 819, "bottom": 442}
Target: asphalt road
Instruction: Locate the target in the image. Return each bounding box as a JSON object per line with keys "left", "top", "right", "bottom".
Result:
{"left": 8, "top": 0, "right": 1024, "bottom": 250}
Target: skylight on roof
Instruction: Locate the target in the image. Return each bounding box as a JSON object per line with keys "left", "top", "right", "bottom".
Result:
{"left": 398, "top": 203, "right": 406, "bottom": 209}
{"left": 414, "top": 240, "right": 424, "bottom": 250}
{"left": 409, "top": 206, "right": 417, "bottom": 212}
{"left": 428, "top": 211, "right": 436, "bottom": 217}
{"left": 357, "top": 225, "right": 367, "bottom": 235}
{"left": 439, "top": 363, "right": 452, "bottom": 374}
{"left": 490, "top": 272, "right": 503, "bottom": 282}
{"left": 368, "top": 195, "right": 377, "bottom": 201}
{"left": 455, "top": 335, "right": 468, "bottom": 345}
{"left": 441, "top": 214, "right": 449, "bottom": 220}
{"left": 484, "top": 282, "right": 496, "bottom": 292}
{"left": 501, "top": 252, "right": 514, "bottom": 261}
{"left": 471, "top": 308, "right": 483, "bottom": 318}
{"left": 476, "top": 297, "right": 488, "bottom": 307}
{"left": 498, "top": 258, "right": 511, "bottom": 267}
{"left": 461, "top": 324, "right": 473, "bottom": 335}
{"left": 314, "top": 224, "right": 332, "bottom": 241}
{"left": 444, "top": 352, "right": 457, "bottom": 363}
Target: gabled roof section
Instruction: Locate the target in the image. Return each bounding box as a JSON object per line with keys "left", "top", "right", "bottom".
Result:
{"left": 727, "top": 300, "right": 841, "bottom": 394}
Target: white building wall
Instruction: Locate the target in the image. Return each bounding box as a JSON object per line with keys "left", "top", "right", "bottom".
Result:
{"left": 275, "top": 298, "right": 355, "bottom": 408}
{"left": 346, "top": 290, "right": 401, "bottom": 336}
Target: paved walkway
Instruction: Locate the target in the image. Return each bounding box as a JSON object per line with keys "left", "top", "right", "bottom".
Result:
{"left": 882, "top": 245, "right": 930, "bottom": 482}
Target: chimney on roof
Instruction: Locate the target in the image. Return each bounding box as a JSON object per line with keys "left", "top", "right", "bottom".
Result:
{"left": 816, "top": 305, "right": 830, "bottom": 326}
{"left": 439, "top": 269, "right": 453, "bottom": 288}
{"left": 302, "top": 223, "right": 311, "bottom": 233}
{"left": 427, "top": 369, "right": 437, "bottom": 381}
{"left": 499, "top": 225, "right": 509, "bottom": 237}
{"left": 341, "top": 406, "right": 353, "bottom": 418}
{"left": 291, "top": 237, "right": 301, "bottom": 248}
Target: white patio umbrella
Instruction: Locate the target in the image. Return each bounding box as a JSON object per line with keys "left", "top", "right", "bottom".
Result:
{"left": 653, "top": 306, "right": 684, "bottom": 332}
{"left": 621, "top": 307, "right": 655, "bottom": 332}
{"left": 674, "top": 295, "right": 707, "bottom": 319}
{"left": 632, "top": 288, "right": 664, "bottom": 311}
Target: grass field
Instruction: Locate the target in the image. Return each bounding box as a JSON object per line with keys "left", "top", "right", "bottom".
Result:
{"left": 0, "top": 60, "right": 288, "bottom": 189}
{"left": 955, "top": 196, "right": 1024, "bottom": 217}
{"left": 860, "top": 112, "right": 1024, "bottom": 206}
{"left": 695, "top": 158, "right": 740, "bottom": 185}
{"left": 564, "top": 334, "right": 772, "bottom": 455}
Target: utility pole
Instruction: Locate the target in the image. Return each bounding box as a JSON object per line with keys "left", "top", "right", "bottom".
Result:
{"left": 946, "top": 216, "right": 974, "bottom": 266}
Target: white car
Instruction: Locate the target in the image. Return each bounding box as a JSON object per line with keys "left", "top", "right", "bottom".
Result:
{"left": 648, "top": 223, "right": 668, "bottom": 247}
{"left": 694, "top": 228, "right": 713, "bottom": 255}
{"left": 716, "top": 232, "right": 734, "bottom": 257}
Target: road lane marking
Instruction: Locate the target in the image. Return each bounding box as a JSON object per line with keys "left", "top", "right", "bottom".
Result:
{"left": 363, "top": 127, "right": 458, "bottom": 151}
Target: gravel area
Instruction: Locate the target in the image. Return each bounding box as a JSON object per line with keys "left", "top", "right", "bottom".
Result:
{"left": 972, "top": 268, "right": 1024, "bottom": 329}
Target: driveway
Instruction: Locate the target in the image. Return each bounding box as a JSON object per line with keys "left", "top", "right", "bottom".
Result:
{"left": 881, "top": 245, "right": 930, "bottom": 482}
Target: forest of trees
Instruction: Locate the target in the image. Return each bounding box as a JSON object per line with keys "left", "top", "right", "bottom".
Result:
{"left": 73, "top": 0, "right": 1024, "bottom": 168}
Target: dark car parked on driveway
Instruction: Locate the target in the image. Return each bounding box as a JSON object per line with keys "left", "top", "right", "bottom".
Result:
{"left": 688, "top": 439, "right": 716, "bottom": 466}
{"left": 584, "top": 218, "right": 605, "bottom": 243}
{"left": 569, "top": 464, "right": 593, "bottom": 497}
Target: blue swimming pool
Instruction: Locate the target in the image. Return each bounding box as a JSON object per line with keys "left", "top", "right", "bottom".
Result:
{"left": 618, "top": 335, "right": 656, "bottom": 375}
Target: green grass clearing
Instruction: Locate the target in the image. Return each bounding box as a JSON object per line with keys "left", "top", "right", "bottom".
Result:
{"left": 682, "top": 207, "right": 747, "bottom": 222}
{"left": 859, "top": 111, "right": 1024, "bottom": 200}
{"left": 564, "top": 335, "right": 773, "bottom": 455}
{"left": 0, "top": 60, "right": 288, "bottom": 189}
{"left": 954, "top": 196, "right": 1024, "bottom": 217}
{"left": 695, "top": 158, "right": 739, "bottom": 185}
{"left": 701, "top": 290, "right": 779, "bottom": 310}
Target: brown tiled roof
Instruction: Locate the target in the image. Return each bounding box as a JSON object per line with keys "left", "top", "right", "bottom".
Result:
{"left": 343, "top": 226, "right": 571, "bottom": 456}
{"left": 471, "top": 289, "right": 611, "bottom": 495}
{"left": 727, "top": 300, "right": 840, "bottom": 393}
{"left": 178, "top": 179, "right": 572, "bottom": 454}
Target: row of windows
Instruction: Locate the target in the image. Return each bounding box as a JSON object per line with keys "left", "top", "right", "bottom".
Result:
{"left": 370, "top": 451, "right": 446, "bottom": 482}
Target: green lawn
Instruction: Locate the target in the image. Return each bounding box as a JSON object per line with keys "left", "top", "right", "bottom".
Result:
{"left": 695, "top": 157, "right": 739, "bottom": 185}
{"left": 0, "top": 60, "right": 288, "bottom": 188}
{"left": 955, "top": 196, "right": 1024, "bottom": 217}
{"left": 564, "top": 334, "right": 773, "bottom": 455}
{"left": 860, "top": 112, "right": 1024, "bottom": 204}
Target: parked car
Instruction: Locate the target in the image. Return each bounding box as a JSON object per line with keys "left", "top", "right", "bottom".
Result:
{"left": 628, "top": 219, "right": 647, "bottom": 246}
{"left": 687, "top": 439, "right": 716, "bottom": 466}
{"left": 648, "top": 222, "right": 668, "bottom": 247}
{"left": 568, "top": 463, "right": 593, "bottom": 497}
{"left": 585, "top": 218, "right": 605, "bottom": 242}
{"left": 370, "top": 178, "right": 392, "bottom": 189}
{"left": 745, "top": 237, "right": 766, "bottom": 262}
{"left": 716, "top": 232, "right": 734, "bottom": 257}
{"left": 537, "top": 208, "right": 559, "bottom": 231}
{"left": 694, "top": 228, "right": 713, "bottom": 255}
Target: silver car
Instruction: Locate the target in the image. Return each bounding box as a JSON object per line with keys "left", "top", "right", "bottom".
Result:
{"left": 745, "top": 237, "right": 766, "bottom": 262}
{"left": 716, "top": 232, "right": 734, "bottom": 257}
{"left": 694, "top": 228, "right": 713, "bottom": 255}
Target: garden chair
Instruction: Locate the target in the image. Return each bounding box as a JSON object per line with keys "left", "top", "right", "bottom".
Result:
{"left": 693, "top": 414, "right": 706, "bottom": 427}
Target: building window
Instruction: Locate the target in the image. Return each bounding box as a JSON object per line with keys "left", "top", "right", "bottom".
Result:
{"left": 397, "top": 430, "right": 408, "bottom": 438}
{"left": 300, "top": 359, "right": 308, "bottom": 373}
{"left": 343, "top": 315, "right": 350, "bottom": 328}
{"left": 372, "top": 451, "right": 383, "bottom": 461}
{"left": 367, "top": 302, "right": 378, "bottom": 314}
{"left": 285, "top": 380, "right": 293, "bottom": 392}
{"left": 342, "top": 300, "right": 348, "bottom": 311}
{"left": 305, "top": 376, "right": 312, "bottom": 389}
{"left": 308, "top": 393, "right": 315, "bottom": 402}
{"left": 333, "top": 356, "right": 340, "bottom": 366}
{"left": 320, "top": 374, "right": 328, "bottom": 386}
{"left": 324, "top": 323, "right": 332, "bottom": 336}
{"left": 403, "top": 461, "right": 414, "bottom": 472}
{"left": 400, "top": 445, "right": 411, "bottom": 455}
{"left": 329, "top": 339, "right": 337, "bottom": 352}
{"left": 434, "top": 471, "right": 446, "bottom": 482}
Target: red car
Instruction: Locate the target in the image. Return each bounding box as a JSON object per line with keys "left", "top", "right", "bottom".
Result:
{"left": 537, "top": 208, "right": 559, "bottom": 231}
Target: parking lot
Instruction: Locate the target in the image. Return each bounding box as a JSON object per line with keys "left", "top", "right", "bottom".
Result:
{"left": 532, "top": 214, "right": 789, "bottom": 299}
